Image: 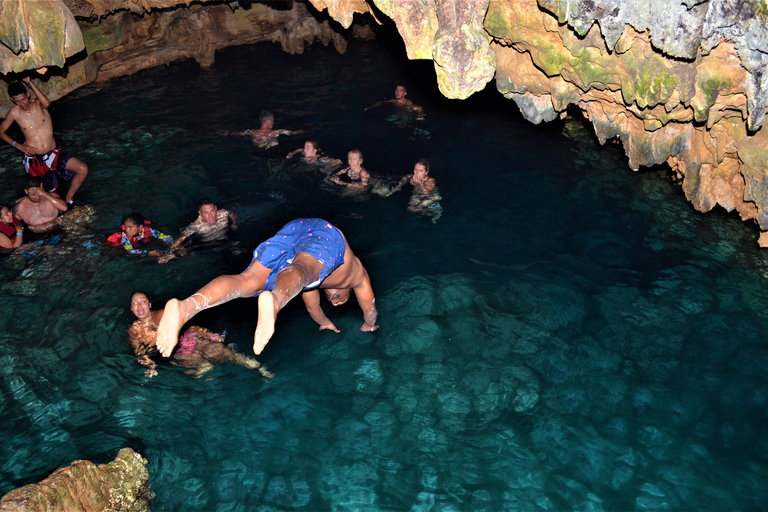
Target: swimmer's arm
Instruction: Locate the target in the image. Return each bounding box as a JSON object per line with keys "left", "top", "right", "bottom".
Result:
{"left": 168, "top": 225, "right": 194, "bottom": 251}
{"left": 329, "top": 169, "right": 346, "bottom": 184}
{"left": 286, "top": 148, "right": 302, "bottom": 159}
{"left": 353, "top": 269, "right": 378, "bottom": 332}
{"left": 228, "top": 210, "right": 239, "bottom": 230}
{"left": 358, "top": 170, "right": 371, "bottom": 188}
{"left": 0, "top": 114, "right": 20, "bottom": 150}
{"left": 151, "top": 229, "right": 174, "bottom": 246}
{"left": 301, "top": 290, "right": 339, "bottom": 332}
{"left": 0, "top": 232, "right": 13, "bottom": 249}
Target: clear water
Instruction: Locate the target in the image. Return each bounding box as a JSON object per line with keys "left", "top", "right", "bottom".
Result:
{"left": 1, "top": 34, "right": 767, "bottom": 511}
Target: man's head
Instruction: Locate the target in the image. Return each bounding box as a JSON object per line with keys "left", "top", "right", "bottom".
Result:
{"left": 324, "top": 288, "right": 351, "bottom": 307}
{"left": 259, "top": 111, "right": 274, "bottom": 129}
{"left": 130, "top": 291, "right": 152, "bottom": 321}
{"left": 7, "top": 81, "right": 29, "bottom": 109}
{"left": 394, "top": 85, "right": 407, "bottom": 100}
{"left": 24, "top": 177, "right": 44, "bottom": 202}
{"left": 198, "top": 197, "right": 218, "bottom": 225}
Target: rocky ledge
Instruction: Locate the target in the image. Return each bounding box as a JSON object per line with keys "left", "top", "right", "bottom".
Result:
{"left": 0, "top": 447, "right": 151, "bottom": 511}
{"left": 1, "top": 0, "right": 768, "bottom": 244}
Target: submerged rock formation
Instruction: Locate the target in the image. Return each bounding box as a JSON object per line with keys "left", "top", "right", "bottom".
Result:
{"left": 0, "top": 0, "right": 768, "bottom": 243}
{"left": 0, "top": 447, "right": 151, "bottom": 511}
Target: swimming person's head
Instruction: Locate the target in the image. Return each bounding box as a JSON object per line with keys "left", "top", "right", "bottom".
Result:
{"left": 1, "top": 205, "right": 14, "bottom": 225}
{"left": 395, "top": 85, "right": 407, "bottom": 100}
{"left": 303, "top": 141, "right": 319, "bottom": 158}
{"left": 414, "top": 159, "right": 430, "bottom": 179}
{"left": 130, "top": 290, "right": 153, "bottom": 321}
{"left": 197, "top": 197, "right": 218, "bottom": 225}
{"left": 259, "top": 110, "right": 274, "bottom": 129}
{"left": 347, "top": 149, "right": 363, "bottom": 169}
{"left": 24, "top": 177, "right": 45, "bottom": 203}
{"left": 122, "top": 212, "right": 146, "bottom": 238}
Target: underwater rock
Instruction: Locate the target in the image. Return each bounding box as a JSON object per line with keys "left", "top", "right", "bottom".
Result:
{"left": 0, "top": 447, "right": 151, "bottom": 511}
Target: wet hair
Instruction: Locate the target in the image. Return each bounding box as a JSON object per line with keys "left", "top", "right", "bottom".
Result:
{"left": 122, "top": 212, "right": 145, "bottom": 227}
{"left": 7, "top": 81, "right": 26, "bottom": 97}
{"left": 25, "top": 177, "right": 43, "bottom": 190}
{"left": 198, "top": 197, "right": 215, "bottom": 209}
{"left": 306, "top": 141, "right": 319, "bottom": 151}
{"left": 416, "top": 159, "right": 430, "bottom": 173}
{"left": 348, "top": 149, "right": 363, "bottom": 160}
{"left": 259, "top": 110, "right": 274, "bottom": 126}
{"left": 130, "top": 290, "right": 151, "bottom": 306}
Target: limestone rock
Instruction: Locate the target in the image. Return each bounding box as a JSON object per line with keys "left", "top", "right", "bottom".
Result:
{"left": 0, "top": 447, "right": 151, "bottom": 512}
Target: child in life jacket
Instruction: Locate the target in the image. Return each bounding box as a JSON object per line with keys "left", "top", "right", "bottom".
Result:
{"left": 108, "top": 212, "right": 174, "bottom": 260}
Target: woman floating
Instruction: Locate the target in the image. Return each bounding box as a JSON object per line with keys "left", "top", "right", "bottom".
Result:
{"left": 128, "top": 291, "right": 272, "bottom": 378}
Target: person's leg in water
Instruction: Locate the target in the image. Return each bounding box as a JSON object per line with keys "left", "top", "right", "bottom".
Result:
{"left": 254, "top": 251, "right": 326, "bottom": 355}
{"left": 156, "top": 261, "right": 270, "bottom": 357}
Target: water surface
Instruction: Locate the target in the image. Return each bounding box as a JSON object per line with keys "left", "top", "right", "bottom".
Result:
{"left": 0, "top": 34, "right": 767, "bottom": 511}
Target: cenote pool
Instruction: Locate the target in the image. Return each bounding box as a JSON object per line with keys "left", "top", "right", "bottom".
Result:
{"left": 0, "top": 33, "right": 767, "bottom": 511}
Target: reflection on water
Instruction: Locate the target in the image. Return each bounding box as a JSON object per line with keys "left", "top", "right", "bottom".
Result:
{"left": 1, "top": 37, "right": 768, "bottom": 510}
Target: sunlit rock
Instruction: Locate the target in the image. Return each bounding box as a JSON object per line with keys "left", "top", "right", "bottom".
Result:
{"left": 0, "top": 447, "right": 151, "bottom": 511}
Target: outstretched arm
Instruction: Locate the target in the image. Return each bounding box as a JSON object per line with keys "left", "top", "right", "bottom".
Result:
{"left": 301, "top": 290, "right": 339, "bottom": 332}
{"left": 353, "top": 269, "right": 378, "bottom": 332}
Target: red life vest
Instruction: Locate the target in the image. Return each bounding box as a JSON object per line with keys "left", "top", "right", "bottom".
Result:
{"left": 0, "top": 216, "right": 21, "bottom": 241}
{"left": 107, "top": 220, "right": 152, "bottom": 246}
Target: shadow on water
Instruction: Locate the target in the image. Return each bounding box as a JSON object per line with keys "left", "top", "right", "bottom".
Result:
{"left": 1, "top": 26, "right": 768, "bottom": 510}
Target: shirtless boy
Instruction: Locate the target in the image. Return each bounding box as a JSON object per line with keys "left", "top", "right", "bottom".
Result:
{"left": 0, "top": 78, "right": 89, "bottom": 203}
{"left": 156, "top": 218, "right": 378, "bottom": 358}
{"left": 167, "top": 198, "right": 238, "bottom": 256}
{"left": 14, "top": 177, "right": 68, "bottom": 232}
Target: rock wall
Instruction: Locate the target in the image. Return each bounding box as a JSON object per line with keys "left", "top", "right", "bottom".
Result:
{"left": 0, "top": 447, "right": 151, "bottom": 512}
{"left": 1, "top": 0, "right": 768, "bottom": 243}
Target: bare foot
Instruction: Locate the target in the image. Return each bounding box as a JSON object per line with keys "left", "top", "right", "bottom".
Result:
{"left": 157, "top": 298, "right": 186, "bottom": 357}
{"left": 253, "top": 292, "right": 278, "bottom": 354}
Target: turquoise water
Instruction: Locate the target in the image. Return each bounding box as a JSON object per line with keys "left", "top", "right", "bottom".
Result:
{"left": 1, "top": 35, "right": 768, "bottom": 510}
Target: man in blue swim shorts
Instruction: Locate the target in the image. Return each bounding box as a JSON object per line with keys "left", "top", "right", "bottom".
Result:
{"left": 156, "top": 218, "right": 378, "bottom": 357}
{"left": 0, "top": 78, "right": 89, "bottom": 204}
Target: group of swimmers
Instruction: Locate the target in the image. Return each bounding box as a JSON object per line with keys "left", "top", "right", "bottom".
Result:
{"left": 0, "top": 80, "right": 435, "bottom": 377}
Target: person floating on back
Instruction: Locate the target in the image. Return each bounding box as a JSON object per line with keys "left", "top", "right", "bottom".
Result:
{"left": 0, "top": 77, "right": 89, "bottom": 204}
{"left": 155, "top": 218, "right": 378, "bottom": 358}
{"left": 107, "top": 212, "right": 174, "bottom": 261}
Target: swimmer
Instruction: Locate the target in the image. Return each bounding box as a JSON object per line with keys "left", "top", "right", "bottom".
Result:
{"left": 406, "top": 159, "right": 442, "bottom": 221}
{"left": 0, "top": 205, "right": 24, "bottom": 249}
{"left": 366, "top": 85, "right": 425, "bottom": 121}
{"left": 156, "top": 218, "right": 378, "bottom": 358}
{"left": 128, "top": 291, "right": 272, "bottom": 378}
{"left": 329, "top": 149, "right": 370, "bottom": 192}
{"left": 13, "top": 177, "right": 68, "bottom": 232}
{"left": 0, "top": 77, "right": 89, "bottom": 204}
{"left": 167, "top": 198, "right": 238, "bottom": 258}
{"left": 225, "top": 111, "right": 301, "bottom": 149}
{"left": 107, "top": 212, "right": 174, "bottom": 261}
{"left": 286, "top": 141, "right": 343, "bottom": 174}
